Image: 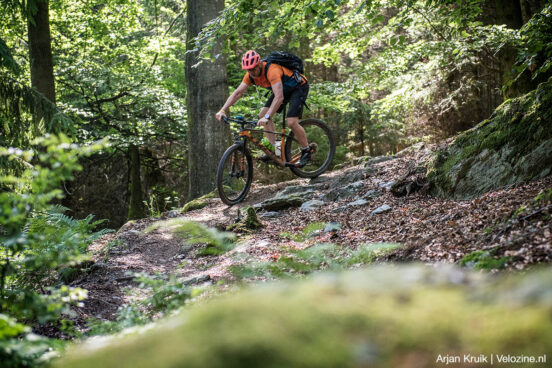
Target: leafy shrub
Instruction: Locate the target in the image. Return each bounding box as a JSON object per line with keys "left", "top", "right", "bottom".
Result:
{"left": 0, "top": 314, "right": 58, "bottom": 368}
{"left": 0, "top": 134, "right": 106, "bottom": 365}
{"left": 510, "top": 3, "right": 552, "bottom": 85}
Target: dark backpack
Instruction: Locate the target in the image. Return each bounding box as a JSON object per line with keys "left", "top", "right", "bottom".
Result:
{"left": 265, "top": 51, "right": 304, "bottom": 74}
{"left": 250, "top": 51, "right": 305, "bottom": 85}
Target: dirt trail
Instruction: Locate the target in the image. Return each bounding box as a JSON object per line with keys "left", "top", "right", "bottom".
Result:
{"left": 74, "top": 147, "right": 552, "bottom": 328}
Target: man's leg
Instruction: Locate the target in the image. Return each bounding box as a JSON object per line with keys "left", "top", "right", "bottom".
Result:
{"left": 287, "top": 117, "right": 308, "bottom": 147}
{"left": 286, "top": 84, "right": 309, "bottom": 148}
{"left": 286, "top": 84, "right": 311, "bottom": 167}
{"left": 258, "top": 107, "right": 276, "bottom": 144}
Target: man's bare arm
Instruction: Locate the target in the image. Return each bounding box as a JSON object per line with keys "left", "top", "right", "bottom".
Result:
{"left": 265, "top": 81, "right": 284, "bottom": 118}
{"left": 220, "top": 82, "right": 249, "bottom": 113}
{"left": 216, "top": 82, "right": 249, "bottom": 121}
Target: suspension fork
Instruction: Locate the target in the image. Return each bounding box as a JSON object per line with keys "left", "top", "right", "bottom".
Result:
{"left": 240, "top": 140, "right": 246, "bottom": 171}
{"left": 231, "top": 139, "right": 247, "bottom": 176}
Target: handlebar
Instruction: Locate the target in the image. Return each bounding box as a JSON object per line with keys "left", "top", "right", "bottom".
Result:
{"left": 221, "top": 115, "right": 257, "bottom": 130}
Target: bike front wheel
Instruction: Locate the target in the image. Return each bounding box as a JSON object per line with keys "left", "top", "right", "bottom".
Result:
{"left": 285, "top": 118, "right": 335, "bottom": 178}
{"left": 216, "top": 144, "right": 253, "bottom": 205}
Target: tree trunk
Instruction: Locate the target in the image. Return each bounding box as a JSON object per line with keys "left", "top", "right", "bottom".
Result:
{"left": 28, "top": 0, "right": 55, "bottom": 104}
{"left": 358, "top": 122, "right": 365, "bottom": 157}
{"left": 127, "top": 144, "right": 145, "bottom": 220}
{"left": 520, "top": 0, "right": 548, "bottom": 23}
{"left": 480, "top": 0, "right": 523, "bottom": 28}
{"left": 185, "top": 0, "right": 229, "bottom": 200}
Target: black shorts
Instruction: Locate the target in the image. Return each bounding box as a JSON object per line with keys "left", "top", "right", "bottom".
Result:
{"left": 264, "top": 83, "right": 309, "bottom": 119}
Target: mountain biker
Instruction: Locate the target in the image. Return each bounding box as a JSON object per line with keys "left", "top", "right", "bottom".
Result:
{"left": 215, "top": 50, "right": 311, "bottom": 167}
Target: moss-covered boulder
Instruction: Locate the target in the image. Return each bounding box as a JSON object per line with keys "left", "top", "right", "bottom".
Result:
{"left": 56, "top": 265, "right": 552, "bottom": 368}
{"left": 180, "top": 189, "right": 218, "bottom": 213}
{"left": 427, "top": 77, "right": 552, "bottom": 199}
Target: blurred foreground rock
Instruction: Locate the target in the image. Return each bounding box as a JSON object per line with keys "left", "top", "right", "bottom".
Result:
{"left": 56, "top": 264, "right": 552, "bottom": 368}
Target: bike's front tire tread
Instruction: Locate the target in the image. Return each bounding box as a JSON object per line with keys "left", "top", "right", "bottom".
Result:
{"left": 285, "top": 118, "right": 335, "bottom": 178}
{"left": 216, "top": 144, "right": 253, "bottom": 205}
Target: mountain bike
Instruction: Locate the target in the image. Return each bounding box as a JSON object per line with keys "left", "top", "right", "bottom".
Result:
{"left": 217, "top": 105, "right": 335, "bottom": 205}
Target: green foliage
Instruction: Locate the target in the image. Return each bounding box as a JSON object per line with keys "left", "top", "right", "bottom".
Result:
{"left": 133, "top": 273, "right": 194, "bottom": 314}
{"left": 0, "top": 37, "right": 19, "bottom": 74}
{"left": 227, "top": 206, "right": 263, "bottom": 232}
{"left": 0, "top": 314, "right": 56, "bottom": 368}
{"left": 48, "top": 0, "right": 187, "bottom": 145}
{"left": 143, "top": 187, "right": 181, "bottom": 218}
{"left": 0, "top": 73, "right": 74, "bottom": 148}
{"left": 195, "top": 0, "right": 526, "bottom": 150}
{"left": 4, "top": 0, "right": 190, "bottom": 222}
{"left": 510, "top": 3, "right": 552, "bottom": 85}
{"left": 0, "top": 134, "right": 108, "bottom": 366}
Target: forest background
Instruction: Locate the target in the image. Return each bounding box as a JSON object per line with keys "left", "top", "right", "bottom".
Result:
{"left": 0, "top": 0, "right": 551, "bottom": 366}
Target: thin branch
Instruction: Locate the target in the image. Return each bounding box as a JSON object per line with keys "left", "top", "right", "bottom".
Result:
{"left": 409, "top": 4, "right": 449, "bottom": 42}
{"left": 94, "top": 91, "right": 130, "bottom": 104}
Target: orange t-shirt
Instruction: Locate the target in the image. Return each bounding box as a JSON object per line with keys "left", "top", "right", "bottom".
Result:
{"left": 242, "top": 61, "right": 307, "bottom": 89}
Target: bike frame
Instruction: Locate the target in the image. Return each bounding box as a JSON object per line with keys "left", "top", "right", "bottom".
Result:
{"left": 225, "top": 105, "right": 303, "bottom": 168}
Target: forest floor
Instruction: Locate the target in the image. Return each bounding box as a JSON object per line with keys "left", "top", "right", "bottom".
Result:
{"left": 56, "top": 145, "right": 552, "bottom": 337}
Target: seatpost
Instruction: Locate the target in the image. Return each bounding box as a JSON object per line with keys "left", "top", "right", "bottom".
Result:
{"left": 282, "top": 104, "right": 287, "bottom": 129}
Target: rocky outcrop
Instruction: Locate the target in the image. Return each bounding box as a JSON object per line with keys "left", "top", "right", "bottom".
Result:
{"left": 254, "top": 189, "right": 314, "bottom": 211}
{"left": 427, "top": 77, "right": 552, "bottom": 199}
{"left": 322, "top": 180, "right": 364, "bottom": 201}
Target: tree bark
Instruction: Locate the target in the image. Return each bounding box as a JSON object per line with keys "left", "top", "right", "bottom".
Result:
{"left": 127, "top": 144, "right": 145, "bottom": 220}
{"left": 185, "top": 0, "right": 229, "bottom": 200}
{"left": 28, "top": 0, "right": 55, "bottom": 104}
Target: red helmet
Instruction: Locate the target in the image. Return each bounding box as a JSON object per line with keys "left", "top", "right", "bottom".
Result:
{"left": 241, "top": 50, "right": 261, "bottom": 70}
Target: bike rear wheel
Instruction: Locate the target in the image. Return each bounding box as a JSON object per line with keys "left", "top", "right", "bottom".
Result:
{"left": 216, "top": 144, "right": 253, "bottom": 205}
{"left": 285, "top": 118, "right": 335, "bottom": 178}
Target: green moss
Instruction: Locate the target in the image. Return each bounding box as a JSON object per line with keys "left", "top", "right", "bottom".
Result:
{"left": 346, "top": 243, "right": 401, "bottom": 265}
{"left": 181, "top": 189, "right": 218, "bottom": 213}
{"left": 480, "top": 129, "right": 508, "bottom": 151}
{"left": 459, "top": 250, "right": 512, "bottom": 270}
{"left": 302, "top": 222, "right": 326, "bottom": 236}
{"left": 145, "top": 219, "right": 235, "bottom": 256}
{"left": 279, "top": 222, "right": 326, "bottom": 242}
{"left": 56, "top": 266, "right": 552, "bottom": 368}
{"left": 426, "top": 151, "right": 461, "bottom": 194}
{"left": 231, "top": 242, "right": 402, "bottom": 280}
{"left": 244, "top": 207, "right": 262, "bottom": 229}
{"left": 226, "top": 207, "right": 263, "bottom": 233}
{"left": 513, "top": 205, "right": 528, "bottom": 217}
